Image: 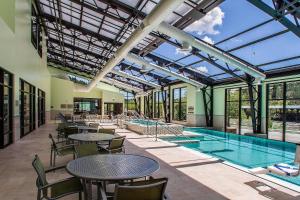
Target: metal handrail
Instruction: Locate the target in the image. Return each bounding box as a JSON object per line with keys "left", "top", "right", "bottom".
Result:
{"left": 143, "top": 118, "right": 190, "bottom": 141}
{"left": 119, "top": 111, "right": 190, "bottom": 141}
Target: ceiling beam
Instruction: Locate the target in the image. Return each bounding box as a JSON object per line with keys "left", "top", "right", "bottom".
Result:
{"left": 145, "top": 53, "right": 214, "bottom": 85}
{"left": 49, "top": 37, "right": 108, "bottom": 61}
{"left": 68, "top": 0, "right": 128, "bottom": 24}
{"left": 140, "top": 0, "right": 224, "bottom": 55}
{"left": 127, "top": 53, "right": 206, "bottom": 88}
{"left": 248, "top": 0, "right": 300, "bottom": 38}
{"left": 42, "top": 13, "right": 123, "bottom": 46}
{"left": 157, "top": 22, "right": 266, "bottom": 80}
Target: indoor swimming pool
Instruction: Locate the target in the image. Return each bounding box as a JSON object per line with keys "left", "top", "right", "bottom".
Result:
{"left": 162, "top": 128, "right": 300, "bottom": 186}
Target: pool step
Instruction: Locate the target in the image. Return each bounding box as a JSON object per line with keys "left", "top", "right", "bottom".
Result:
{"left": 170, "top": 139, "right": 200, "bottom": 144}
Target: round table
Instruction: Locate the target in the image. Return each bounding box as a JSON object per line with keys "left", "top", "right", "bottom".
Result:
{"left": 68, "top": 133, "right": 116, "bottom": 142}
{"left": 66, "top": 154, "right": 159, "bottom": 199}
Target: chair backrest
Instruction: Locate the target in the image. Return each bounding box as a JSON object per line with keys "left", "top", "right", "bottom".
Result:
{"left": 58, "top": 113, "right": 68, "bottom": 123}
{"left": 75, "top": 143, "right": 99, "bottom": 158}
{"left": 98, "top": 128, "right": 115, "bottom": 135}
{"left": 49, "top": 134, "right": 57, "bottom": 150}
{"left": 64, "top": 126, "right": 79, "bottom": 136}
{"left": 89, "top": 123, "right": 99, "bottom": 128}
{"left": 114, "top": 178, "right": 168, "bottom": 200}
{"left": 32, "top": 155, "right": 48, "bottom": 187}
{"left": 108, "top": 136, "right": 125, "bottom": 153}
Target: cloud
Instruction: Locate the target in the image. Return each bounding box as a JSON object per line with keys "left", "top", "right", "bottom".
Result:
{"left": 184, "top": 7, "right": 224, "bottom": 35}
{"left": 202, "top": 36, "right": 215, "bottom": 44}
{"left": 196, "top": 66, "right": 208, "bottom": 74}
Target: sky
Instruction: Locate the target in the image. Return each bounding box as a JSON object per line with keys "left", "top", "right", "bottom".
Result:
{"left": 152, "top": 0, "right": 300, "bottom": 79}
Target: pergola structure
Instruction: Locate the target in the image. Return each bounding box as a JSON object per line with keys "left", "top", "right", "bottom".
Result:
{"left": 35, "top": 0, "right": 300, "bottom": 133}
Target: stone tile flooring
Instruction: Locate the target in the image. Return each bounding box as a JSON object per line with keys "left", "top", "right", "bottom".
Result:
{"left": 0, "top": 122, "right": 300, "bottom": 200}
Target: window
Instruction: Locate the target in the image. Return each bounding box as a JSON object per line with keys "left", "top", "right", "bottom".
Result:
{"left": 267, "top": 83, "right": 284, "bottom": 141}
{"left": 285, "top": 82, "right": 300, "bottom": 143}
{"left": 104, "top": 103, "right": 123, "bottom": 115}
{"left": 38, "top": 89, "right": 46, "bottom": 127}
{"left": 123, "top": 92, "right": 136, "bottom": 112}
{"left": 144, "top": 94, "right": 153, "bottom": 118}
{"left": 240, "top": 88, "right": 255, "bottom": 134}
{"left": 73, "top": 98, "right": 101, "bottom": 114}
{"left": 20, "top": 80, "right": 36, "bottom": 137}
{"left": 225, "top": 87, "right": 258, "bottom": 134}
{"left": 172, "top": 87, "right": 187, "bottom": 121}
{"left": 31, "top": 5, "right": 42, "bottom": 57}
{"left": 267, "top": 81, "right": 300, "bottom": 143}
{"left": 0, "top": 68, "right": 13, "bottom": 148}
{"left": 225, "top": 88, "right": 240, "bottom": 134}
{"left": 154, "top": 91, "right": 163, "bottom": 119}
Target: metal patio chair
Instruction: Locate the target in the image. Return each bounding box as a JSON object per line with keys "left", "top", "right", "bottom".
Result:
{"left": 49, "top": 134, "right": 75, "bottom": 167}
{"left": 32, "top": 155, "right": 83, "bottom": 200}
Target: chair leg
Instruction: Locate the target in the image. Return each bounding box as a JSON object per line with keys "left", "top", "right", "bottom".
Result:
{"left": 50, "top": 149, "right": 53, "bottom": 167}
{"left": 53, "top": 153, "right": 56, "bottom": 167}
{"left": 79, "top": 191, "right": 82, "bottom": 200}
{"left": 37, "top": 189, "right": 41, "bottom": 200}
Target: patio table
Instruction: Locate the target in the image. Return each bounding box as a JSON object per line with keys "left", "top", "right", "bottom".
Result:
{"left": 66, "top": 154, "right": 159, "bottom": 200}
{"left": 68, "top": 133, "right": 116, "bottom": 143}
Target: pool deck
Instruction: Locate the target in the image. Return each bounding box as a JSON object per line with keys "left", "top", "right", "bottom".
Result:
{"left": 1, "top": 122, "right": 300, "bottom": 200}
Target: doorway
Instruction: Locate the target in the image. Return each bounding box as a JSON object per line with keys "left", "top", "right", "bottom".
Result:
{"left": 104, "top": 103, "right": 123, "bottom": 115}
{"left": 20, "top": 79, "right": 36, "bottom": 137}
{"left": 38, "top": 89, "right": 46, "bottom": 127}
{"left": 0, "top": 68, "right": 13, "bottom": 148}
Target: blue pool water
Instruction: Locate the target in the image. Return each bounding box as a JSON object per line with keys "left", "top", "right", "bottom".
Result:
{"left": 162, "top": 127, "right": 300, "bottom": 186}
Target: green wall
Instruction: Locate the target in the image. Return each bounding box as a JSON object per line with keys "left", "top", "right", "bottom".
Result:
{"left": 50, "top": 77, "right": 125, "bottom": 116}
{"left": 0, "top": 0, "right": 15, "bottom": 32}
{"left": 0, "top": 0, "right": 51, "bottom": 117}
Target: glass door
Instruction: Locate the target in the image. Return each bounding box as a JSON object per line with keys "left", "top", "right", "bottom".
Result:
{"left": 38, "top": 89, "right": 45, "bottom": 127}
{"left": 20, "top": 80, "right": 36, "bottom": 137}
{"left": 0, "top": 68, "right": 13, "bottom": 148}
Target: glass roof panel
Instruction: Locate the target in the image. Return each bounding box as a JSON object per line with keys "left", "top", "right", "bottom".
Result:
{"left": 231, "top": 32, "right": 300, "bottom": 66}
{"left": 211, "top": 73, "right": 233, "bottom": 80}
{"left": 216, "top": 20, "right": 286, "bottom": 51}
{"left": 187, "top": 0, "right": 272, "bottom": 42}
{"left": 261, "top": 58, "right": 300, "bottom": 71}
{"left": 189, "top": 61, "right": 228, "bottom": 76}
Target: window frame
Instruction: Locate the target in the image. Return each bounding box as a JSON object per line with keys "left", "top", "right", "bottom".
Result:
{"left": 172, "top": 87, "right": 187, "bottom": 121}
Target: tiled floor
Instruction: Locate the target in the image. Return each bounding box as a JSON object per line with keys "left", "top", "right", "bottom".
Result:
{"left": 0, "top": 122, "right": 300, "bottom": 200}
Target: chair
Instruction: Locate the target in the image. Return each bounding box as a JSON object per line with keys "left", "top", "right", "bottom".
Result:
{"left": 74, "top": 143, "right": 100, "bottom": 158}
{"left": 88, "top": 123, "right": 99, "bottom": 133}
{"left": 32, "top": 155, "right": 83, "bottom": 200}
{"left": 49, "top": 134, "right": 75, "bottom": 167}
{"left": 99, "top": 177, "right": 169, "bottom": 200}
{"left": 64, "top": 126, "right": 79, "bottom": 138}
{"left": 99, "top": 136, "right": 126, "bottom": 154}
{"left": 267, "top": 144, "right": 300, "bottom": 176}
{"left": 98, "top": 128, "right": 115, "bottom": 135}
{"left": 89, "top": 123, "right": 100, "bottom": 128}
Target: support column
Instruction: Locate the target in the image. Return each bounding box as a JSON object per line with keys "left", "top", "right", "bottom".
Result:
{"left": 202, "top": 86, "right": 213, "bottom": 127}
{"left": 133, "top": 91, "right": 140, "bottom": 114}
{"left": 161, "top": 87, "right": 168, "bottom": 123}
{"left": 246, "top": 75, "right": 262, "bottom": 133}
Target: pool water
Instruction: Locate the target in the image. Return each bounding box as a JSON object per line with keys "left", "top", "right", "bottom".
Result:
{"left": 162, "top": 127, "right": 300, "bottom": 186}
